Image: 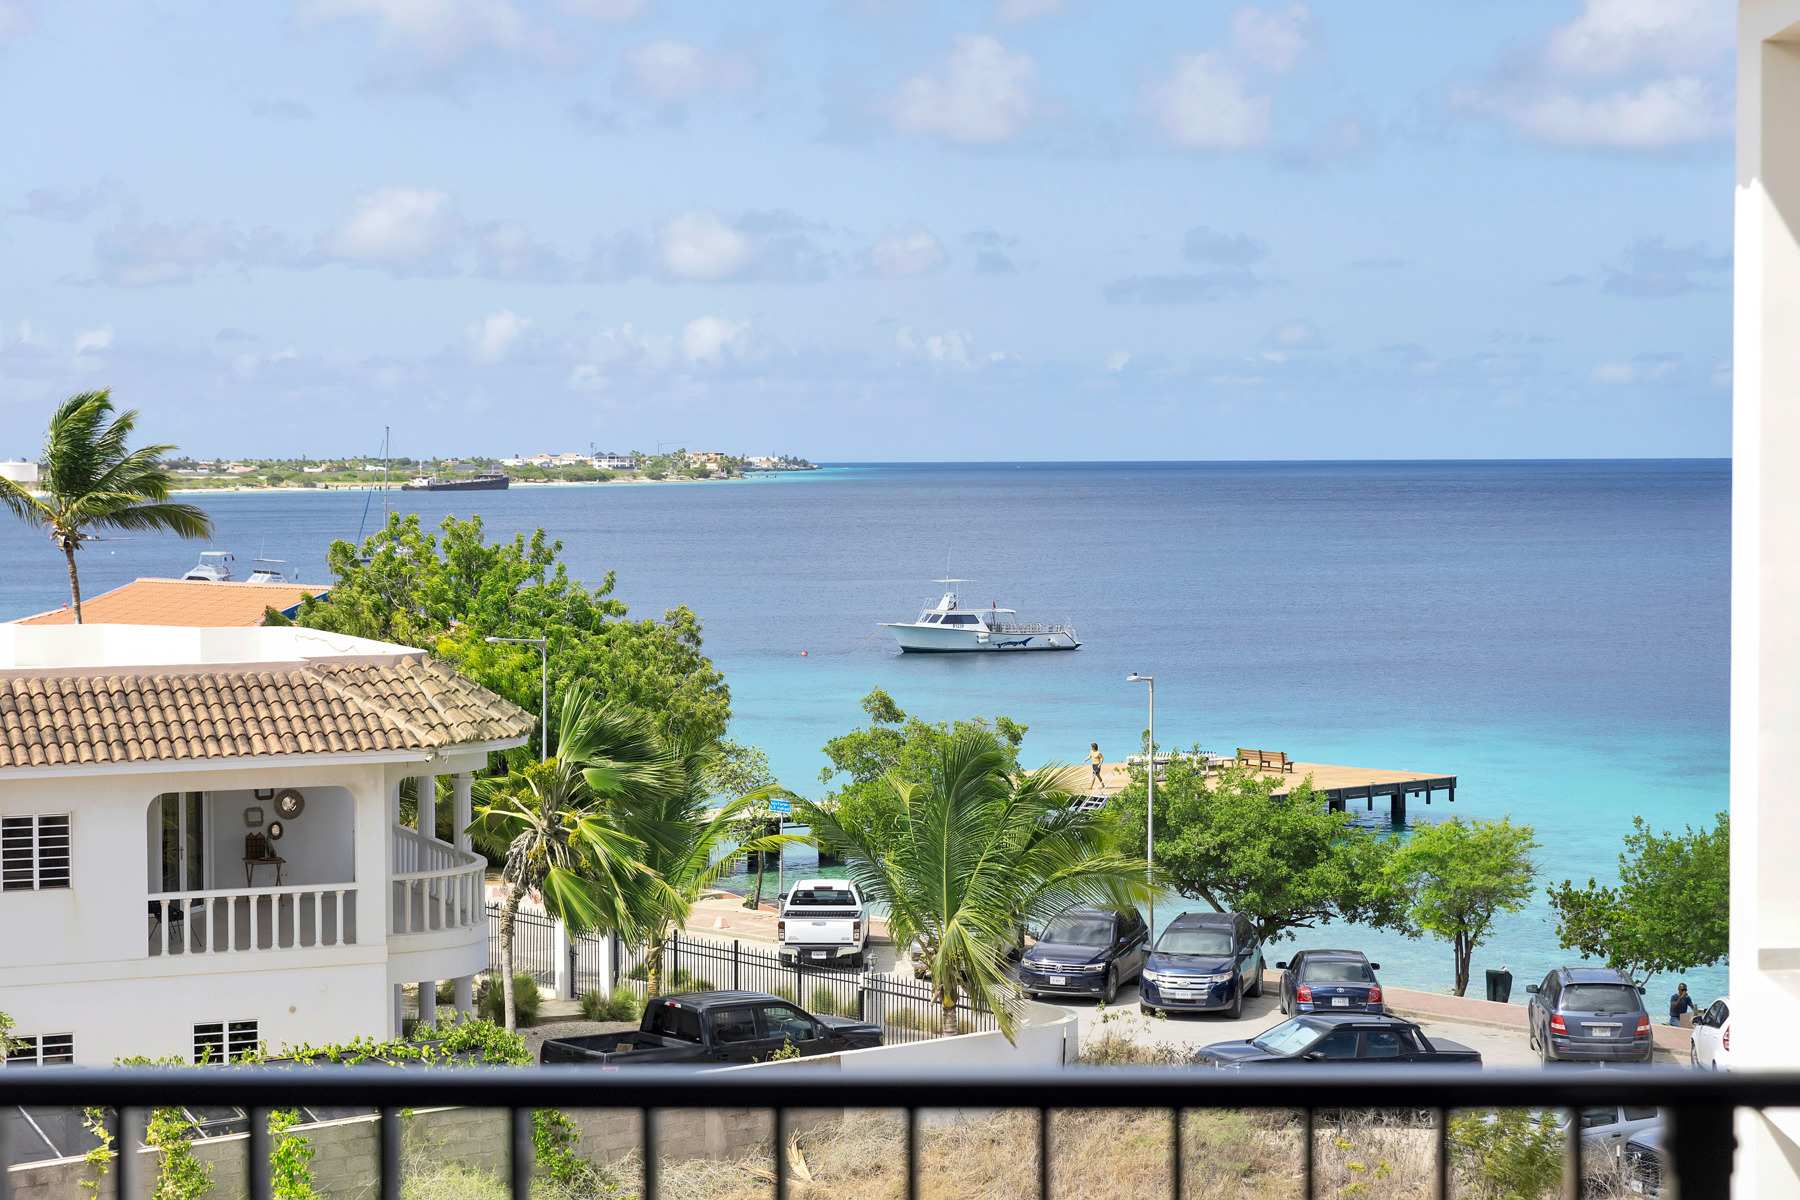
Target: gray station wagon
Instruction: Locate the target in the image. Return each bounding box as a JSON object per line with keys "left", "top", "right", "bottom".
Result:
{"left": 1526, "top": 966, "right": 1652, "bottom": 1064}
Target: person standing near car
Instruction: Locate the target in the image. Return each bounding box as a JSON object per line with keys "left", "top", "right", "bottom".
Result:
{"left": 1669, "top": 982, "right": 1696, "bottom": 1026}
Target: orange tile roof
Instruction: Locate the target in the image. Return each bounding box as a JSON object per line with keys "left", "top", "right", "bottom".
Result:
{"left": 14, "top": 578, "right": 329, "bottom": 628}
{"left": 0, "top": 655, "right": 532, "bottom": 770}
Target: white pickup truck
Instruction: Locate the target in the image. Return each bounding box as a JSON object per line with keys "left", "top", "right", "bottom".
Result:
{"left": 777, "top": 878, "right": 867, "bottom": 968}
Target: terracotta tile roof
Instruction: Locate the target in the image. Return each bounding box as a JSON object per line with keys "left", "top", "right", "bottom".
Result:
{"left": 0, "top": 655, "right": 532, "bottom": 770}
{"left": 14, "top": 578, "right": 329, "bottom": 628}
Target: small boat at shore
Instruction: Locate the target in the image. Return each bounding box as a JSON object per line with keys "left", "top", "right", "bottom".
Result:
{"left": 882, "top": 580, "right": 1080, "bottom": 653}
{"left": 400, "top": 471, "right": 510, "bottom": 492}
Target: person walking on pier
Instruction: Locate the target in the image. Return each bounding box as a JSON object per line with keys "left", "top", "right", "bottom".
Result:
{"left": 1669, "top": 982, "right": 1696, "bottom": 1026}
{"left": 1088, "top": 742, "right": 1105, "bottom": 792}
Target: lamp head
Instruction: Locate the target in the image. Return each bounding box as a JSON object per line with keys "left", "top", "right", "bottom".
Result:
{"left": 1127, "top": 673, "right": 1151, "bottom": 684}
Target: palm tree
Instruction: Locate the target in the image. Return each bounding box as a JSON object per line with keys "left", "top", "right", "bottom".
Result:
{"left": 0, "top": 391, "right": 212, "bottom": 622}
{"left": 801, "top": 733, "right": 1153, "bottom": 1039}
{"left": 469, "top": 681, "right": 675, "bottom": 1032}
{"left": 615, "top": 731, "right": 798, "bottom": 996}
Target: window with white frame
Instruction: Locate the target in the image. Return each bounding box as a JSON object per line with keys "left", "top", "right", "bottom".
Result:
{"left": 193, "top": 1020, "right": 258, "bottom": 1063}
{"left": 1, "top": 814, "right": 71, "bottom": 891}
{"left": 5, "top": 1033, "right": 75, "bottom": 1066}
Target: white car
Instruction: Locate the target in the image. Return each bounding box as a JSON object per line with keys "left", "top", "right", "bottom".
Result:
{"left": 1690, "top": 996, "right": 1732, "bottom": 1070}
{"left": 777, "top": 878, "right": 867, "bottom": 968}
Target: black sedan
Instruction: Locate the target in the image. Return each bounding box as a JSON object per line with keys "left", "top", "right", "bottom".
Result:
{"left": 1193, "top": 1013, "right": 1483, "bottom": 1068}
{"left": 1277, "top": 949, "right": 1384, "bottom": 1015}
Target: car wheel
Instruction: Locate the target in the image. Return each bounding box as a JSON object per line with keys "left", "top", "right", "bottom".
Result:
{"left": 1103, "top": 967, "right": 1119, "bottom": 1005}
{"left": 1691, "top": 1043, "right": 1699, "bottom": 1068}
{"left": 1248, "top": 963, "right": 1264, "bottom": 998}
{"left": 1528, "top": 1022, "right": 1538, "bottom": 1052}
{"left": 1539, "top": 1036, "right": 1554, "bottom": 1066}
{"left": 1227, "top": 983, "right": 1243, "bottom": 1020}
{"left": 1279, "top": 990, "right": 1290, "bottom": 1016}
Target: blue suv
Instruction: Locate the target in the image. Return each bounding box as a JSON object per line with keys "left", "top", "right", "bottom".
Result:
{"left": 1139, "top": 911, "right": 1264, "bottom": 1018}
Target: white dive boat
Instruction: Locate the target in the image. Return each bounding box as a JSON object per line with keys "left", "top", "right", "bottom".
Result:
{"left": 882, "top": 580, "right": 1080, "bottom": 653}
{"left": 182, "top": 551, "right": 236, "bottom": 582}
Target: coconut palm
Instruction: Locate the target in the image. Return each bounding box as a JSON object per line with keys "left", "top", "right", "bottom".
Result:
{"left": 469, "top": 681, "right": 676, "bottom": 1032}
{"left": 0, "top": 391, "right": 211, "bottom": 622}
{"left": 616, "top": 731, "right": 799, "bottom": 996}
{"left": 801, "top": 732, "right": 1153, "bottom": 1039}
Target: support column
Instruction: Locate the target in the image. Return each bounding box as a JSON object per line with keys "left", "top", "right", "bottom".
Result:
{"left": 1391, "top": 791, "right": 1407, "bottom": 828}
{"left": 453, "top": 772, "right": 474, "bottom": 852}
{"left": 392, "top": 984, "right": 406, "bottom": 1039}
{"left": 417, "top": 773, "right": 438, "bottom": 841}
{"left": 553, "top": 919, "right": 573, "bottom": 999}
{"left": 453, "top": 975, "right": 474, "bottom": 1018}
{"left": 417, "top": 981, "right": 438, "bottom": 1027}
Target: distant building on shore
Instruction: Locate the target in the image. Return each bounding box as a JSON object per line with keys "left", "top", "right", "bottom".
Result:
{"left": 593, "top": 452, "right": 637, "bottom": 470}
{"left": 1, "top": 459, "right": 40, "bottom": 484}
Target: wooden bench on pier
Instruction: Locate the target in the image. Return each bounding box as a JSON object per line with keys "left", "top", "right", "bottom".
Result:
{"left": 1236, "top": 747, "right": 1294, "bottom": 773}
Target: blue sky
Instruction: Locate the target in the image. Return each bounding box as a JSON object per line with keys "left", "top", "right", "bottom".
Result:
{"left": 0, "top": 0, "right": 1733, "bottom": 461}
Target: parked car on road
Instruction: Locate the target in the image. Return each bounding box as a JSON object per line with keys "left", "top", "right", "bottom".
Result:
{"left": 539, "top": 991, "right": 882, "bottom": 1066}
{"left": 1526, "top": 966, "right": 1652, "bottom": 1064}
{"left": 1690, "top": 996, "right": 1732, "bottom": 1070}
{"left": 1621, "top": 1126, "right": 1669, "bottom": 1196}
{"left": 1193, "top": 1013, "right": 1482, "bottom": 1068}
{"left": 1018, "top": 906, "right": 1149, "bottom": 1004}
{"left": 778, "top": 878, "right": 868, "bottom": 968}
{"left": 1276, "top": 949, "right": 1384, "bottom": 1015}
{"left": 1139, "top": 911, "right": 1264, "bottom": 1018}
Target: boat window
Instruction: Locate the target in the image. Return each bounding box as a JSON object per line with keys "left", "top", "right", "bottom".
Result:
{"left": 924, "top": 614, "right": 941, "bottom": 623}
{"left": 943, "top": 614, "right": 979, "bottom": 625}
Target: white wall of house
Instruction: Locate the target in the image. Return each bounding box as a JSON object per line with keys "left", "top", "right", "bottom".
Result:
{"left": 203, "top": 787, "right": 357, "bottom": 887}
{"left": 1733, "top": 2, "right": 1800, "bottom": 1194}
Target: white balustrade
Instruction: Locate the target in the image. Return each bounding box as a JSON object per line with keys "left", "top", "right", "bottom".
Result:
{"left": 147, "top": 884, "right": 358, "bottom": 956}
{"left": 390, "top": 825, "right": 486, "bottom": 937}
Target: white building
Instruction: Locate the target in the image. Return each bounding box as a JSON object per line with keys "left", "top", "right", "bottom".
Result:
{"left": 0, "top": 623, "right": 530, "bottom": 1066}
{"left": 592, "top": 453, "right": 637, "bottom": 471}
{"left": 1735, "top": 1, "right": 1800, "bottom": 1194}
{"left": 0, "top": 460, "right": 38, "bottom": 485}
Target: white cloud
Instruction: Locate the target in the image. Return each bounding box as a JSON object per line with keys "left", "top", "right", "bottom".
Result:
{"left": 1593, "top": 355, "right": 1679, "bottom": 385}
{"left": 660, "top": 211, "right": 753, "bottom": 281}
{"left": 1105, "top": 350, "right": 1133, "bottom": 372}
{"left": 302, "top": 0, "right": 543, "bottom": 64}
{"left": 1270, "top": 319, "right": 1323, "bottom": 349}
{"left": 561, "top": 0, "right": 644, "bottom": 20}
{"left": 1478, "top": 76, "right": 1727, "bottom": 150}
{"left": 0, "top": 0, "right": 34, "bottom": 41}
{"left": 681, "top": 315, "right": 754, "bottom": 365}
{"left": 866, "top": 229, "right": 946, "bottom": 277}
{"left": 1147, "top": 54, "right": 1270, "bottom": 150}
{"left": 323, "top": 187, "right": 459, "bottom": 267}
{"left": 995, "top": 0, "right": 1059, "bottom": 22}
{"left": 467, "top": 309, "right": 529, "bottom": 363}
{"left": 72, "top": 326, "right": 113, "bottom": 356}
{"left": 1230, "top": 3, "right": 1312, "bottom": 74}
{"left": 889, "top": 35, "right": 1037, "bottom": 145}
{"left": 894, "top": 325, "right": 1002, "bottom": 369}
{"left": 1543, "top": 0, "right": 1730, "bottom": 78}
{"left": 621, "top": 40, "right": 755, "bottom": 105}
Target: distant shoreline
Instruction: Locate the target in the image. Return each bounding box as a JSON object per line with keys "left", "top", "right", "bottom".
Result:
{"left": 166, "top": 472, "right": 828, "bottom": 497}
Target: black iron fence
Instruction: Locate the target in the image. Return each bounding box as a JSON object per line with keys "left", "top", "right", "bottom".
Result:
{"left": 1, "top": 1065, "right": 1782, "bottom": 1200}
{"left": 485, "top": 903, "right": 558, "bottom": 988}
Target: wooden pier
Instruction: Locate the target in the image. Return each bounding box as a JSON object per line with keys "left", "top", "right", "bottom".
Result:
{"left": 1064, "top": 754, "right": 1456, "bottom": 827}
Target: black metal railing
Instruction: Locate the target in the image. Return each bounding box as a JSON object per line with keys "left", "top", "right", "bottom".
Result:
{"left": 0, "top": 1065, "right": 1783, "bottom": 1200}
{"left": 485, "top": 903, "right": 559, "bottom": 987}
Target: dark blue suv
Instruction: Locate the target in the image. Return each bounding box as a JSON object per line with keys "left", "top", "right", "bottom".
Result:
{"left": 1139, "top": 911, "right": 1263, "bottom": 1018}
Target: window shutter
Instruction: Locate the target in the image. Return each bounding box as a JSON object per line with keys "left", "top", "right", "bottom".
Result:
{"left": 1, "top": 814, "right": 72, "bottom": 891}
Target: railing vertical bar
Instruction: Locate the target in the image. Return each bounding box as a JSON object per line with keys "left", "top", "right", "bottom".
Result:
{"left": 248, "top": 1107, "right": 271, "bottom": 1200}
{"left": 1301, "top": 1108, "right": 1314, "bottom": 1200}
{"left": 117, "top": 1108, "right": 143, "bottom": 1200}
{"left": 1435, "top": 1107, "right": 1451, "bottom": 1200}
{"left": 509, "top": 1108, "right": 532, "bottom": 1200}
{"left": 775, "top": 1108, "right": 790, "bottom": 1200}
{"left": 0, "top": 1099, "right": 12, "bottom": 1200}
{"left": 1170, "top": 1107, "right": 1183, "bottom": 1200}
{"left": 641, "top": 1108, "right": 658, "bottom": 1200}
{"left": 379, "top": 1106, "right": 401, "bottom": 1200}
{"left": 1564, "top": 1107, "right": 1582, "bottom": 1200}
{"left": 249, "top": 891, "right": 259, "bottom": 951}
{"left": 1039, "top": 1106, "right": 1051, "bottom": 1200}
{"left": 905, "top": 1107, "right": 919, "bottom": 1200}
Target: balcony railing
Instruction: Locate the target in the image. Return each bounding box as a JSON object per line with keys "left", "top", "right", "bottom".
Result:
{"left": 147, "top": 885, "right": 357, "bottom": 956}
{"left": 2, "top": 1065, "right": 1786, "bottom": 1200}
{"left": 390, "top": 825, "right": 484, "bottom": 937}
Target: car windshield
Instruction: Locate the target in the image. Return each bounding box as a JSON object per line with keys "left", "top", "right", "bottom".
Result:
{"left": 1302, "top": 960, "right": 1373, "bottom": 983}
{"left": 1040, "top": 914, "right": 1114, "bottom": 946}
{"left": 1250, "top": 1019, "right": 1322, "bottom": 1056}
{"left": 1157, "top": 927, "right": 1234, "bottom": 956}
{"left": 1561, "top": 984, "right": 1641, "bottom": 1013}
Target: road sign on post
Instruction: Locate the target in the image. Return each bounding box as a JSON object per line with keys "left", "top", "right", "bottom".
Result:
{"left": 769, "top": 797, "right": 793, "bottom": 815}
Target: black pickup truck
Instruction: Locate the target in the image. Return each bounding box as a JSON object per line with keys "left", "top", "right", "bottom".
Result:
{"left": 1193, "top": 1013, "right": 1485, "bottom": 1068}
{"left": 539, "top": 991, "right": 883, "bottom": 1066}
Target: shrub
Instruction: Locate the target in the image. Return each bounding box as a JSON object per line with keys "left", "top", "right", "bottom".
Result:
{"left": 579, "top": 987, "right": 643, "bottom": 1023}
{"left": 1075, "top": 1033, "right": 1189, "bottom": 1067}
{"left": 668, "top": 968, "right": 717, "bottom": 993}
{"left": 475, "top": 973, "right": 542, "bottom": 1027}
{"left": 267, "top": 1110, "right": 319, "bottom": 1200}
{"left": 1448, "top": 1109, "right": 1563, "bottom": 1200}
{"left": 146, "top": 1107, "right": 210, "bottom": 1200}
{"left": 808, "top": 984, "right": 857, "bottom": 1017}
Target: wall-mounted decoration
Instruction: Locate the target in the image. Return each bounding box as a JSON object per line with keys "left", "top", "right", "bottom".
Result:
{"left": 244, "top": 806, "right": 264, "bottom": 828}
{"left": 267, "top": 821, "right": 285, "bottom": 841}
{"left": 274, "top": 789, "right": 305, "bottom": 820}
{"left": 254, "top": 788, "right": 275, "bottom": 801}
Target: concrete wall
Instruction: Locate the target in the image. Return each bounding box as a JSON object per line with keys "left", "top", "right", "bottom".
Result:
{"left": 205, "top": 788, "right": 356, "bottom": 888}
{"left": 1735, "top": 2, "right": 1800, "bottom": 1195}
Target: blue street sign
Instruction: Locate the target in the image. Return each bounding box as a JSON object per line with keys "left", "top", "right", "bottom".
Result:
{"left": 768, "top": 797, "right": 793, "bottom": 815}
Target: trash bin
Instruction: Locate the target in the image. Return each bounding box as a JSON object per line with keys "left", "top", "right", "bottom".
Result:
{"left": 1485, "top": 966, "right": 1513, "bottom": 1004}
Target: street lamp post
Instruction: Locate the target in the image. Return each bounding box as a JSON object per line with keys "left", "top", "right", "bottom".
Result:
{"left": 486, "top": 636, "right": 549, "bottom": 761}
{"left": 1127, "top": 672, "right": 1155, "bottom": 936}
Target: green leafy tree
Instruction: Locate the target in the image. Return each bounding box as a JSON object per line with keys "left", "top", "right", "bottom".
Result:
{"left": 1545, "top": 812, "right": 1728, "bottom": 988}
{"left": 715, "top": 742, "right": 782, "bottom": 909}
{"left": 1109, "top": 757, "right": 1409, "bottom": 946}
{"left": 468, "top": 681, "right": 674, "bottom": 1031}
{"left": 0, "top": 391, "right": 212, "bottom": 622}
{"left": 1448, "top": 1110, "right": 1563, "bottom": 1200}
{"left": 294, "top": 513, "right": 730, "bottom": 756}
{"left": 802, "top": 731, "right": 1152, "bottom": 1039}
{"left": 1390, "top": 817, "right": 1539, "bottom": 997}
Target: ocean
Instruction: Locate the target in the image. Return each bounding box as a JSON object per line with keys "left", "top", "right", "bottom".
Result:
{"left": 0, "top": 460, "right": 1730, "bottom": 1001}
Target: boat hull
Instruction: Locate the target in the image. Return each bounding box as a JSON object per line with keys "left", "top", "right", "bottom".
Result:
{"left": 882, "top": 624, "right": 1080, "bottom": 653}
{"left": 400, "top": 476, "right": 511, "bottom": 491}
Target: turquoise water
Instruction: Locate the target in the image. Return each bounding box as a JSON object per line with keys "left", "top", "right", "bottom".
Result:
{"left": 0, "top": 460, "right": 1729, "bottom": 1001}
